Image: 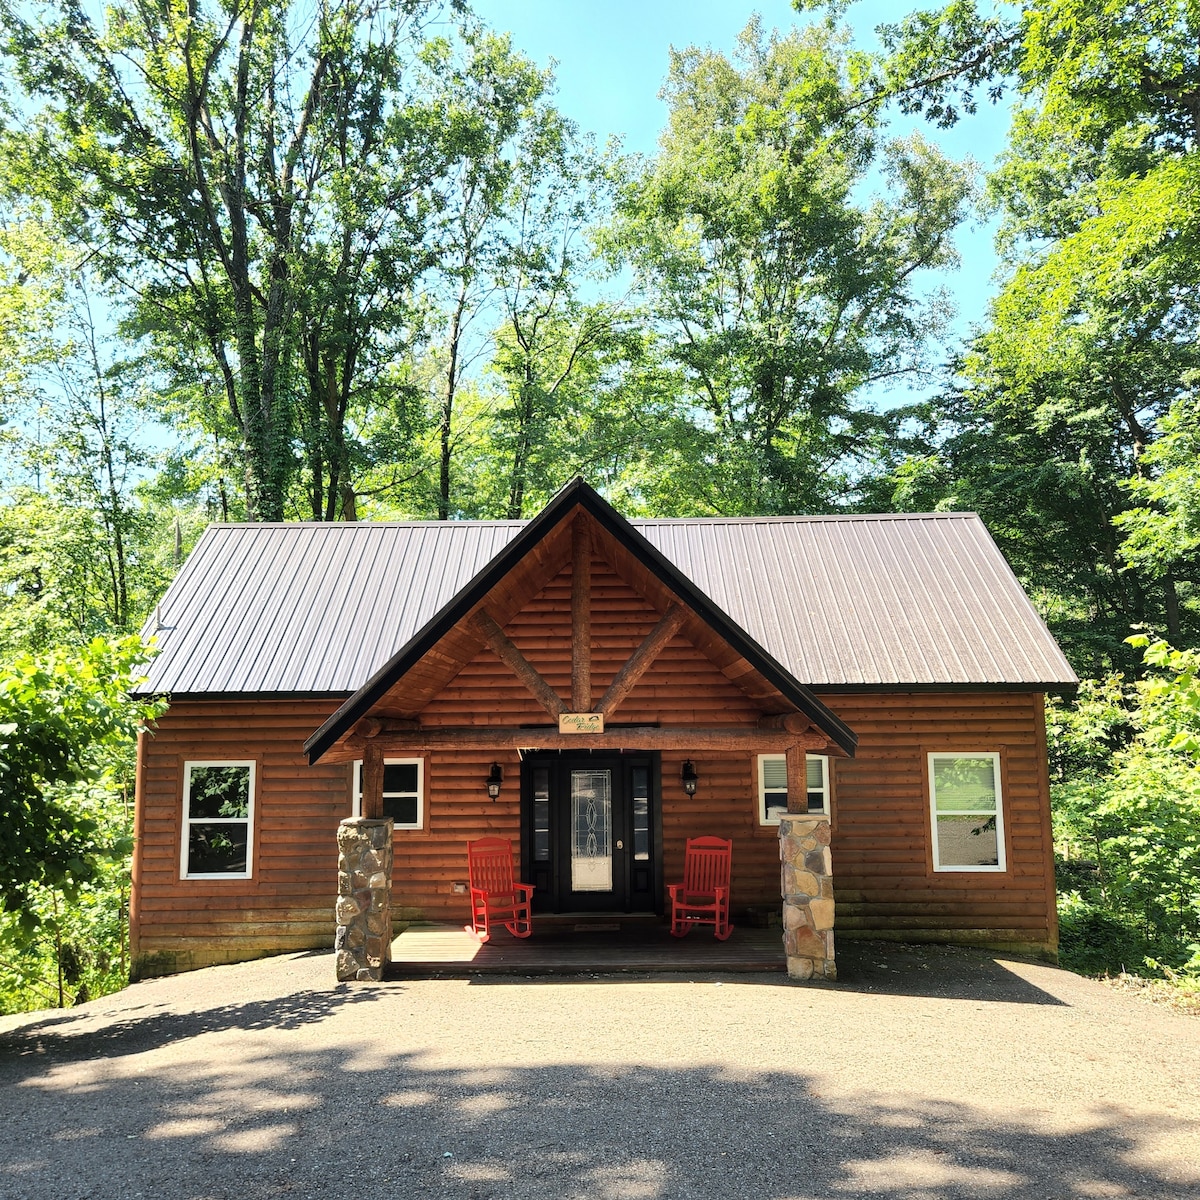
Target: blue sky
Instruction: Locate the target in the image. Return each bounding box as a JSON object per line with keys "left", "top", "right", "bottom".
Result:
{"left": 470, "top": 0, "right": 1014, "bottom": 393}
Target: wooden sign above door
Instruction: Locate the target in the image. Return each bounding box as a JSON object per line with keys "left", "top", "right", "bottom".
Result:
{"left": 559, "top": 712, "right": 605, "bottom": 734}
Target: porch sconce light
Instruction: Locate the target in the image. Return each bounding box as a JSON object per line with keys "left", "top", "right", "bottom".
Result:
{"left": 680, "top": 759, "right": 698, "bottom": 796}
{"left": 486, "top": 762, "right": 504, "bottom": 801}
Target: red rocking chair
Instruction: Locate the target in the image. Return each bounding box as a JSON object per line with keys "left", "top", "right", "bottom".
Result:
{"left": 668, "top": 836, "right": 734, "bottom": 940}
{"left": 467, "top": 837, "right": 534, "bottom": 942}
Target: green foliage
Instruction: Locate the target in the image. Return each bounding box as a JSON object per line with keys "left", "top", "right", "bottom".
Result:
{"left": 605, "top": 17, "right": 971, "bottom": 516}
{"left": 0, "top": 636, "right": 159, "bottom": 1012}
{"left": 0, "top": 0, "right": 472, "bottom": 521}
{"left": 868, "top": 1, "right": 1200, "bottom": 671}
{"left": 1051, "top": 640, "right": 1200, "bottom": 980}
{"left": 0, "top": 635, "right": 160, "bottom": 914}
{"left": 0, "top": 779, "right": 134, "bottom": 1013}
{"left": 1118, "top": 395, "right": 1200, "bottom": 581}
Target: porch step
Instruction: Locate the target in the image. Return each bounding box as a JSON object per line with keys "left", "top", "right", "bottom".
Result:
{"left": 385, "top": 920, "right": 785, "bottom": 978}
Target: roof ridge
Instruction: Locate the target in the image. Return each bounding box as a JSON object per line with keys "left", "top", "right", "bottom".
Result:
{"left": 629, "top": 512, "right": 978, "bottom": 525}
{"left": 201, "top": 511, "right": 978, "bottom": 532}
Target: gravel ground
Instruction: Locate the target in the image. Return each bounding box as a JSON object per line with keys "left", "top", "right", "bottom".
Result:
{"left": 0, "top": 941, "right": 1197, "bottom": 1200}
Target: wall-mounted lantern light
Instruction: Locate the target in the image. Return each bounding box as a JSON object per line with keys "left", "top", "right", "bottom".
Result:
{"left": 680, "top": 759, "right": 698, "bottom": 796}
{"left": 486, "top": 762, "right": 504, "bottom": 801}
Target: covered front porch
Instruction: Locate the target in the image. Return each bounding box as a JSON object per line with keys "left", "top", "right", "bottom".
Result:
{"left": 385, "top": 915, "right": 787, "bottom": 978}
{"left": 313, "top": 486, "right": 857, "bottom": 986}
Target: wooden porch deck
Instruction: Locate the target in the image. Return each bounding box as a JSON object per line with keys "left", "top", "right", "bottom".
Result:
{"left": 386, "top": 915, "right": 786, "bottom": 977}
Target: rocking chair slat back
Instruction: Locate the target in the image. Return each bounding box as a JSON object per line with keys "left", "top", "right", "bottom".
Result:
{"left": 684, "top": 838, "right": 733, "bottom": 894}
{"left": 469, "top": 838, "right": 517, "bottom": 896}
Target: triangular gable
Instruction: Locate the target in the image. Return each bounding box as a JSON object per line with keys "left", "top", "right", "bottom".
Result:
{"left": 304, "top": 479, "right": 857, "bottom": 763}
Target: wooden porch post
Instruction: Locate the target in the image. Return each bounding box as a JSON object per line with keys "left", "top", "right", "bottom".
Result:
{"left": 362, "top": 743, "right": 384, "bottom": 820}
{"left": 785, "top": 744, "right": 807, "bottom": 813}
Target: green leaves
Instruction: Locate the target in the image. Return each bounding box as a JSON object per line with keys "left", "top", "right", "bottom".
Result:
{"left": 1052, "top": 638, "right": 1200, "bottom": 977}
{"left": 610, "top": 18, "right": 971, "bottom": 516}
{"left": 0, "top": 635, "right": 161, "bottom": 912}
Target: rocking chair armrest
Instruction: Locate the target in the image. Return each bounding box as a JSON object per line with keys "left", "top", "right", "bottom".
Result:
{"left": 469, "top": 886, "right": 489, "bottom": 904}
{"left": 513, "top": 883, "right": 534, "bottom": 900}
{"left": 667, "top": 882, "right": 683, "bottom": 900}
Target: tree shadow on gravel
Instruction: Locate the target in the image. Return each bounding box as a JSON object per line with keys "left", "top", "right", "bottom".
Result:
{"left": 0, "top": 1009, "right": 1195, "bottom": 1199}
{"left": 0, "top": 982, "right": 390, "bottom": 1063}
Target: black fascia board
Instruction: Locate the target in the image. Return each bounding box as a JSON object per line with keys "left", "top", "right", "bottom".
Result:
{"left": 304, "top": 477, "right": 858, "bottom": 762}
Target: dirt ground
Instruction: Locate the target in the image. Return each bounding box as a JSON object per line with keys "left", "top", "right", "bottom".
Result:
{"left": 0, "top": 940, "right": 1197, "bottom": 1200}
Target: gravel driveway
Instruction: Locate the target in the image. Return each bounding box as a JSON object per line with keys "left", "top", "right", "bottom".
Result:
{"left": 0, "top": 941, "right": 1197, "bottom": 1200}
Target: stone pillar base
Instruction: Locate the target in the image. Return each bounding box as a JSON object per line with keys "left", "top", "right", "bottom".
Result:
{"left": 779, "top": 813, "right": 836, "bottom": 981}
{"left": 335, "top": 817, "right": 394, "bottom": 982}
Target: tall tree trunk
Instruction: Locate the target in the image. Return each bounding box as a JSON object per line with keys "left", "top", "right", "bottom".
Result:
{"left": 440, "top": 290, "right": 468, "bottom": 521}
{"left": 1164, "top": 573, "right": 1181, "bottom": 643}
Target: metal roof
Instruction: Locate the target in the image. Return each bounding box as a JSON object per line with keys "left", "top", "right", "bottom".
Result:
{"left": 136, "top": 511, "right": 1077, "bottom": 696}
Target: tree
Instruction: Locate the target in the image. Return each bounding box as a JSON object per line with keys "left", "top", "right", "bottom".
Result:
{"left": 606, "top": 17, "right": 971, "bottom": 516}
{"left": 0, "top": 637, "right": 158, "bottom": 914}
{"left": 1051, "top": 637, "right": 1200, "bottom": 977}
{"left": 405, "top": 27, "right": 553, "bottom": 521}
{"left": 800, "top": 0, "right": 1200, "bottom": 143}
{"left": 1, "top": 0, "right": 458, "bottom": 521}
{"left": 490, "top": 111, "right": 624, "bottom": 519}
{"left": 853, "top": 0, "right": 1200, "bottom": 663}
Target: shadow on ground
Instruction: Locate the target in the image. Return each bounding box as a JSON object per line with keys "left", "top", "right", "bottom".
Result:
{"left": 0, "top": 950, "right": 1192, "bottom": 1199}
{"left": 439, "top": 937, "right": 1069, "bottom": 1007}
{"left": 0, "top": 977, "right": 387, "bottom": 1062}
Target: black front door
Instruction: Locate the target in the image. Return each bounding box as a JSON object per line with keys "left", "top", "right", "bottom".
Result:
{"left": 522, "top": 752, "right": 660, "bottom": 914}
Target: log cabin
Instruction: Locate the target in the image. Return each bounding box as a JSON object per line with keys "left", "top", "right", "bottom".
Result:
{"left": 129, "top": 478, "right": 1077, "bottom": 981}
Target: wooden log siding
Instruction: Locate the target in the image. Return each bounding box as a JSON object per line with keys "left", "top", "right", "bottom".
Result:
{"left": 132, "top": 699, "right": 347, "bottom": 977}
{"left": 132, "top": 554, "right": 1058, "bottom": 972}
{"left": 821, "top": 691, "right": 1056, "bottom": 955}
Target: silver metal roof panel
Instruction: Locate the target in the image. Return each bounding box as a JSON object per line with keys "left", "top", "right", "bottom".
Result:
{"left": 136, "top": 512, "right": 1076, "bottom": 695}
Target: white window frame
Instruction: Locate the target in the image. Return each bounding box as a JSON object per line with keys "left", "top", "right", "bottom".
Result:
{"left": 352, "top": 757, "right": 424, "bottom": 830}
{"left": 180, "top": 760, "right": 256, "bottom": 880}
{"left": 928, "top": 751, "right": 1006, "bottom": 873}
{"left": 757, "top": 753, "right": 829, "bottom": 825}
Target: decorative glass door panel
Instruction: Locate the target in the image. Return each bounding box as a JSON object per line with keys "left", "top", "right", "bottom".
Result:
{"left": 570, "top": 770, "right": 613, "bottom": 892}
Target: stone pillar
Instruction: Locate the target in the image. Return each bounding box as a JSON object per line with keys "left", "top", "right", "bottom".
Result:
{"left": 779, "top": 814, "right": 836, "bottom": 981}
{"left": 335, "top": 817, "right": 394, "bottom": 982}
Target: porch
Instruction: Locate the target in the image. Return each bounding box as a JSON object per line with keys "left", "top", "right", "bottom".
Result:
{"left": 385, "top": 915, "right": 786, "bottom": 978}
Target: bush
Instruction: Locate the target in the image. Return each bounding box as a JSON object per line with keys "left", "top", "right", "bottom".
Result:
{"left": 1050, "top": 639, "right": 1200, "bottom": 985}
{"left": 1057, "top": 891, "right": 1154, "bottom": 977}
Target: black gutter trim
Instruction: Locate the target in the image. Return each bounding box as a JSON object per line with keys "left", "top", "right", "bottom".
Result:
{"left": 135, "top": 690, "right": 356, "bottom": 702}
{"left": 304, "top": 478, "right": 858, "bottom": 763}
{"left": 807, "top": 682, "right": 1079, "bottom": 696}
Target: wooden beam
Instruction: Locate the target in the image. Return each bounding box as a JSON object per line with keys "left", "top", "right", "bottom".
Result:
{"left": 326, "top": 726, "right": 833, "bottom": 759}
{"left": 571, "top": 516, "right": 591, "bottom": 712}
{"left": 785, "top": 744, "right": 808, "bottom": 815}
{"left": 472, "top": 609, "right": 566, "bottom": 719}
{"left": 759, "top": 713, "right": 813, "bottom": 734}
{"left": 361, "top": 743, "right": 384, "bottom": 820}
{"left": 355, "top": 716, "right": 419, "bottom": 738}
{"left": 596, "top": 603, "right": 686, "bottom": 718}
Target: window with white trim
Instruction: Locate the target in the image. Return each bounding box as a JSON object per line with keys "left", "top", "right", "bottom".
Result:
{"left": 352, "top": 758, "right": 424, "bottom": 829}
{"left": 758, "top": 753, "right": 829, "bottom": 824}
{"left": 929, "top": 752, "right": 1006, "bottom": 872}
{"left": 181, "top": 761, "right": 255, "bottom": 878}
